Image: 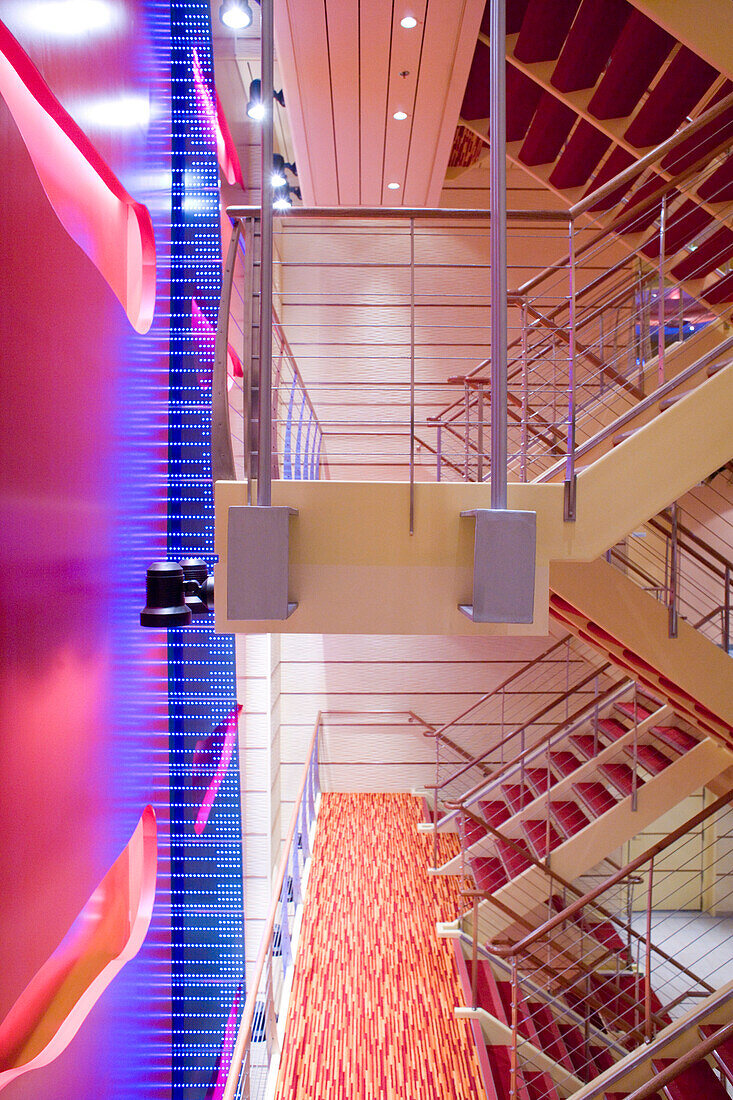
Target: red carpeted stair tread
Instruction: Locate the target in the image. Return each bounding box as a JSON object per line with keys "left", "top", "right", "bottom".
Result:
{"left": 479, "top": 799, "right": 511, "bottom": 828}
{"left": 550, "top": 751, "right": 582, "bottom": 778}
{"left": 526, "top": 1000, "right": 577, "bottom": 1075}
{"left": 634, "top": 743, "right": 673, "bottom": 775}
{"left": 495, "top": 836, "right": 534, "bottom": 879}
{"left": 700, "top": 1025, "right": 733, "bottom": 1084}
{"left": 589, "top": 1043, "right": 614, "bottom": 1073}
{"left": 523, "top": 1069, "right": 560, "bottom": 1100}
{"left": 599, "top": 762, "right": 641, "bottom": 798}
{"left": 584, "top": 918, "right": 626, "bottom": 955}
{"left": 570, "top": 733, "right": 604, "bottom": 759}
{"left": 524, "top": 767, "right": 557, "bottom": 796}
{"left": 653, "top": 725, "right": 699, "bottom": 755}
{"left": 598, "top": 717, "right": 629, "bottom": 742}
{"left": 572, "top": 782, "right": 618, "bottom": 818}
{"left": 617, "top": 701, "right": 653, "bottom": 722}
{"left": 473, "top": 960, "right": 505, "bottom": 1017}
{"left": 557, "top": 1021, "right": 594, "bottom": 1078}
{"left": 551, "top": 800, "right": 591, "bottom": 837}
{"left": 502, "top": 783, "right": 535, "bottom": 813}
{"left": 470, "top": 856, "right": 508, "bottom": 893}
{"left": 522, "top": 818, "right": 563, "bottom": 859}
{"left": 651, "top": 1058, "right": 729, "bottom": 1100}
{"left": 484, "top": 1045, "right": 513, "bottom": 1100}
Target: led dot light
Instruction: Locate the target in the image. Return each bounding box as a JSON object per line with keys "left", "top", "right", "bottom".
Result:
{"left": 387, "top": 182, "right": 400, "bottom": 190}
{"left": 393, "top": 110, "right": 408, "bottom": 120}
{"left": 400, "top": 15, "right": 418, "bottom": 28}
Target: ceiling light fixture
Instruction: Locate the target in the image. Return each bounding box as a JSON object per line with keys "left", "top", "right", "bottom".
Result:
{"left": 387, "top": 182, "right": 400, "bottom": 190}
{"left": 393, "top": 110, "right": 408, "bottom": 120}
{"left": 219, "top": 0, "right": 253, "bottom": 30}
{"left": 246, "top": 79, "right": 286, "bottom": 121}
{"left": 400, "top": 15, "right": 418, "bottom": 28}
{"left": 273, "top": 183, "right": 302, "bottom": 210}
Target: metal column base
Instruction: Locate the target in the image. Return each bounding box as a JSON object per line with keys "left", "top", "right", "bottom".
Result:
{"left": 459, "top": 509, "right": 537, "bottom": 624}
{"left": 227, "top": 505, "right": 298, "bottom": 620}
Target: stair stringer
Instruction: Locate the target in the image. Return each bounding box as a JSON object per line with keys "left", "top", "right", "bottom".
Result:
{"left": 449, "top": 738, "right": 731, "bottom": 945}
{"left": 549, "top": 557, "right": 733, "bottom": 745}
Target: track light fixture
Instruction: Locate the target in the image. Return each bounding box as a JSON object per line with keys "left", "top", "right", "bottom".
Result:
{"left": 140, "top": 559, "right": 215, "bottom": 628}
{"left": 273, "top": 183, "right": 301, "bottom": 210}
{"left": 219, "top": 0, "right": 253, "bottom": 30}
{"left": 246, "top": 79, "right": 285, "bottom": 121}
{"left": 271, "top": 153, "right": 297, "bottom": 187}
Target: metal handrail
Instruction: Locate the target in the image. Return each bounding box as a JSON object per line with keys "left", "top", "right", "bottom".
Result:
{"left": 651, "top": 512, "right": 733, "bottom": 578}
{"left": 222, "top": 714, "right": 321, "bottom": 1100}
{"left": 226, "top": 205, "right": 571, "bottom": 221}
{"left": 621, "top": 1019, "right": 733, "bottom": 1100}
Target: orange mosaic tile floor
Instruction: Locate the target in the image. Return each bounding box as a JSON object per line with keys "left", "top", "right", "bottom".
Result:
{"left": 274, "top": 793, "right": 484, "bottom": 1099}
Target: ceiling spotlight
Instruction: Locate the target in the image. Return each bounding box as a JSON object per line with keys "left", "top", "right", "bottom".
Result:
{"left": 140, "top": 560, "right": 215, "bottom": 628}
{"left": 393, "top": 110, "right": 408, "bottom": 120}
{"left": 400, "top": 15, "right": 418, "bottom": 28}
{"left": 387, "top": 182, "right": 401, "bottom": 190}
{"left": 271, "top": 153, "right": 297, "bottom": 187}
{"left": 247, "top": 79, "right": 286, "bottom": 121}
{"left": 219, "top": 0, "right": 253, "bottom": 30}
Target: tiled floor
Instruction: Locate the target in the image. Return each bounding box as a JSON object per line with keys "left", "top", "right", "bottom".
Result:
{"left": 631, "top": 910, "right": 733, "bottom": 1017}
{"left": 274, "top": 793, "right": 483, "bottom": 1099}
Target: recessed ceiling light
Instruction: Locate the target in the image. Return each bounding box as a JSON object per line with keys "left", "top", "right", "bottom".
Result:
{"left": 393, "top": 110, "right": 408, "bottom": 120}
{"left": 400, "top": 15, "right": 418, "bottom": 28}
{"left": 387, "top": 182, "right": 400, "bottom": 190}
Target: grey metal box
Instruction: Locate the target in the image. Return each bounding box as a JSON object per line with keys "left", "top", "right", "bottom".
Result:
{"left": 227, "top": 505, "right": 298, "bottom": 620}
{"left": 459, "top": 509, "right": 537, "bottom": 624}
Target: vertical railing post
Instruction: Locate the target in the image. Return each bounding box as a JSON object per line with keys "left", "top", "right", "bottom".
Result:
{"left": 669, "top": 503, "right": 679, "bottom": 639}
{"left": 564, "top": 217, "right": 577, "bottom": 521}
{"left": 464, "top": 380, "right": 470, "bottom": 481}
{"left": 477, "top": 383, "right": 485, "bottom": 482}
{"left": 520, "top": 298, "right": 528, "bottom": 482}
{"left": 471, "top": 895, "right": 479, "bottom": 1009}
{"left": 724, "top": 566, "right": 731, "bottom": 652}
{"left": 258, "top": 0, "right": 274, "bottom": 506}
{"left": 436, "top": 422, "right": 442, "bottom": 482}
{"left": 657, "top": 194, "right": 666, "bottom": 386}
{"left": 510, "top": 957, "right": 518, "bottom": 1100}
{"left": 645, "top": 857, "right": 654, "bottom": 1043}
{"left": 409, "top": 217, "right": 416, "bottom": 533}
{"left": 632, "top": 683, "right": 639, "bottom": 813}
{"left": 433, "top": 734, "right": 440, "bottom": 869}
{"left": 490, "top": 0, "right": 508, "bottom": 510}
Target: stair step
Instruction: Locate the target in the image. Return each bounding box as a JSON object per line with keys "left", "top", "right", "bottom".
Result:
{"left": 470, "top": 856, "right": 508, "bottom": 893}
{"left": 598, "top": 716, "right": 629, "bottom": 741}
{"left": 550, "top": 750, "right": 582, "bottom": 778}
{"left": 523, "top": 1069, "right": 559, "bottom": 1100}
{"left": 502, "top": 783, "right": 534, "bottom": 813}
{"left": 584, "top": 918, "right": 627, "bottom": 955}
{"left": 550, "top": 800, "right": 591, "bottom": 837}
{"left": 570, "top": 733, "right": 604, "bottom": 759}
{"left": 522, "top": 818, "right": 563, "bottom": 859}
{"left": 599, "top": 762, "right": 641, "bottom": 798}
{"left": 617, "top": 700, "right": 653, "bottom": 723}
{"left": 478, "top": 799, "right": 511, "bottom": 829}
{"left": 589, "top": 1043, "right": 615, "bottom": 1074}
{"left": 572, "top": 781, "right": 618, "bottom": 818}
{"left": 700, "top": 1024, "right": 733, "bottom": 1085}
{"left": 634, "top": 743, "right": 673, "bottom": 775}
{"left": 524, "top": 767, "right": 557, "bottom": 796}
{"left": 606, "top": 1093, "right": 662, "bottom": 1100}
{"left": 708, "top": 359, "right": 730, "bottom": 376}
{"left": 459, "top": 813, "right": 488, "bottom": 847}
{"left": 653, "top": 724, "right": 699, "bottom": 755}
{"left": 474, "top": 960, "right": 505, "bottom": 1017}
{"left": 557, "top": 1022, "right": 593, "bottom": 1079}
{"left": 526, "top": 1000, "right": 578, "bottom": 1076}
{"left": 495, "top": 836, "right": 534, "bottom": 879}
{"left": 485, "top": 1046, "right": 513, "bottom": 1100}
{"left": 651, "top": 1058, "right": 729, "bottom": 1100}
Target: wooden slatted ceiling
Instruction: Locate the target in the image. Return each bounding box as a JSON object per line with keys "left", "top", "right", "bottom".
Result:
{"left": 274, "top": 793, "right": 484, "bottom": 1099}
{"left": 273, "top": 0, "right": 486, "bottom": 206}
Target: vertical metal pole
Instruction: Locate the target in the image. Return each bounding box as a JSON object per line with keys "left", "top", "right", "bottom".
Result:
{"left": 257, "top": 0, "right": 274, "bottom": 507}
{"left": 510, "top": 957, "right": 518, "bottom": 1100}
{"left": 669, "top": 503, "right": 679, "bottom": 639}
{"left": 632, "top": 683, "right": 639, "bottom": 812}
{"left": 477, "top": 384, "right": 485, "bottom": 481}
{"left": 471, "top": 896, "right": 479, "bottom": 1008}
{"left": 724, "top": 566, "right": 730, "bottom": 652}
{"left": 464, "top": 381, "right": 470, "bottom": 481}
{"left": 658, "top": 194, "right": 666, "bottom": 387}
{"left": 410, "top": 218, "right": 416, "bottom": 533}
{"left": 520, "top": 299, "right": 528, "bottom": 482}
{"left": 645, "top": 856, "right": 654, "bottom": 1042}
{"left": 436, "top": 423, "right": 442, "bottom": 482}
{"left": 565, "top": 218, "right": 577, "bottom": 521}
{"left": 490, "top": 0, "right": 507, "bottom": 510}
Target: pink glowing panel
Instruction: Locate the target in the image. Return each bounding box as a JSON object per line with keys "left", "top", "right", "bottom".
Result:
{"left": 0, "top": 20, "right": 156, "bottom": 333}
{"left": 0, "top": 805, "right": 157, "bottom": 1091}
{"left": 191, "top": 47, "right": 243, "bottom": 187}
{"left": 211, "top": 984, "right": 243, "bottom": 1098}
{"left": 193, "top": 705, "right": 242, "bottom": 836}
{"left": 191, "top": 300, "right": 244, "bottom": 391}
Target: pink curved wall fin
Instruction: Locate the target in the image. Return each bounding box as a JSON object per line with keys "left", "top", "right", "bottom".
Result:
{"left": 0, "top": 805, "right": 158, "bottom": 1091}
{"left": 0, "top": 20, "right": 156, "bottom": 333}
